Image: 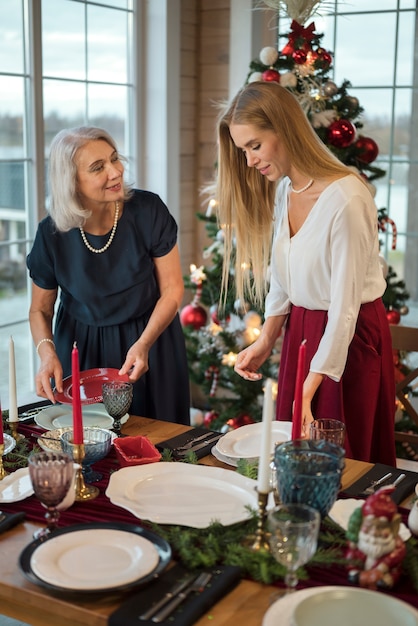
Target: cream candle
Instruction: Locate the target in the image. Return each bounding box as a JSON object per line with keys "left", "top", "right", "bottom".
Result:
{"left": 258, "top": 378, "right": 274, "bottom": 494}
{"left": 71, "top": 342, "right": 83, "bottom": 445}
{"left": 0, "top": 397, "right": 4, "bottom": 444}
{"left": 8, "top": 336, "right": 18, "bottom": 422}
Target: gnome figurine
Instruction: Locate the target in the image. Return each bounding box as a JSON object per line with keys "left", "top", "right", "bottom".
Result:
{"left": 345, "top": 486, "right": 406, "bottom": 590}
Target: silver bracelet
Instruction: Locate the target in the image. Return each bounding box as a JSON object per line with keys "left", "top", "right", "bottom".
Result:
{"left": 36, "top": 338, "right": 56, "bottom": 355}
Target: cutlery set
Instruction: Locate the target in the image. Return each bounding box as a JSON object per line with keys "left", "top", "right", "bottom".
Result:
{"left": 360, "top": 472, "right": 406, "bottom": 496}
{"left": 139, "top": 571, "right": 212, "bottom": 622}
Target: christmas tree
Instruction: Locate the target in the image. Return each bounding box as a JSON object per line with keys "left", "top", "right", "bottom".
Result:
{"left": 181, "top": 0, "right": 410, "bottom": 431}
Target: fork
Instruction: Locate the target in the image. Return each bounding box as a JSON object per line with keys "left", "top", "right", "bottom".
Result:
{"left": 361, "top": 471, "right": 393, "bottom": 496}
{"left": 151, "top": 572, "right": 212, "bottom": 623}
{"left": 175, "top": 432, "right": 220, "bottom": 452}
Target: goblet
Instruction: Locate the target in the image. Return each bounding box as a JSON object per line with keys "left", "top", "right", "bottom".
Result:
{"left": 267, "top": 503, "right": 320, "bottom": 595}
{"left": 28, "top": 451, "right": 74, "bottom": 539}
{"left": 102, "top": 381, "right": 133, "bottom": 434}
{"left": 60, "top": 428, "right": 112, "bottom": 483}
{"left": 309, "top": 418, "right": 346, "bottom": 447}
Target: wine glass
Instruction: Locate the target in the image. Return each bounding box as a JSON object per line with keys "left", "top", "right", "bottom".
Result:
{"left": 28, "top": 451, "right": 74, "bottom": 540}
{"left": 309, "top": 418, "right": 346, "bottom": 447}
{"left": 267, "top": 503, "right": 320, "bottom": 596}
{"left": 102, "top": 381, "right": 133, "bottom": 434}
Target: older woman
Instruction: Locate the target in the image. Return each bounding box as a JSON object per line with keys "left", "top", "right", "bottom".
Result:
{"left": 215, "top": 81, "right": 396, "bottom": 464}
{"left": 27, "top": 126, "right": 190, "bottom": 424}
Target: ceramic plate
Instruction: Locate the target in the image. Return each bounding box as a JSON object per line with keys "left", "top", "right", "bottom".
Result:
{"left": 19, "top": 522, "right": 171, "bottom": 593}
{"left": 0, "top": 467, "right": 34, "bottom": 503}
{"left": 54, "top": 368, "right": 130, "bottom": 405}
{"left": 328, "top": 498, "right": 411, "bottom": 541}
{"left": 106, "top": 462, "right": 265, "bottom": 528}
{"left": 216, "top": 421, "right": 292, "bottom": 459}
{"left": 211, "top": 444, "right": 238, "bottom": 467}
{"left": 292, "top": 586, "right": 418, "bottom": 626}
{"left": 3, "top": 433, "right": 16, "bottom": 455}
{"left": 262, "top": 586, "right": 418, "bottom": 626}
{"left": 34, "top": 403, "right": 115, "bottom": 431}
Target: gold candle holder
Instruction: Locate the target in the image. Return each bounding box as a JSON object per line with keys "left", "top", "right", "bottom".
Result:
{"left": 246, "top": 489, "right": 271, "bottom": 552}
{"left": 72, "top": 443, "right": 99, "bottom": 501}
{"left": 0, "top": 443, "right": 8, "bottom": 480}
{"left": 7, "top": 420, "right": 24, "bottom": 442}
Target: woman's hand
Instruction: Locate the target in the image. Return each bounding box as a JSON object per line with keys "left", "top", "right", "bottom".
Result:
{"left": 35, "top": 353, "right": 63, "bottom": 404}
{"left": 119, "top": 340, "right": 150, "bottom": 382}
{"left": 234, "top": 338, "right": 272, "bottom": 381}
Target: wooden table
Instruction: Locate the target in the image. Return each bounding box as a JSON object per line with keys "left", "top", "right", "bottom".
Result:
{"left": 0, "top": 416, "right": 381, "bottom": 626}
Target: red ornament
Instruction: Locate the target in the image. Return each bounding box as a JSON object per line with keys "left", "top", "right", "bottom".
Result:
{"left": 262, "top": 69, "right": 280, "bottom": 83}
{"left": 292, "top": 49, "right": 307, "bottom": 65}
{"left": 355, "top": 136, "right": 379, "bottom": 164}
{"left": 327, "top": 119, "right": 356, "bottom": 148}
{"left": 180, "top": 303, "right": 207, "bottom": 329}
{"left": 227, "top": 414, "right": 255, "bottom": 429}
{"left": 386, "top": 309, "right": 401, "bottom": 325}
{"left": 203, "top": 410, "right": 218, "bottom": 427}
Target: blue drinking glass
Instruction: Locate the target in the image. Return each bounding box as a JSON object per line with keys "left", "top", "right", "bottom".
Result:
{"left": 274, "top": 439, "right": 345, "bottom": 517}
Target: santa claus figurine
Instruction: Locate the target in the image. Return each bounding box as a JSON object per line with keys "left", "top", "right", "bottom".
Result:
{"left": 345, "top": 486, "right": 406, "bottom": 590}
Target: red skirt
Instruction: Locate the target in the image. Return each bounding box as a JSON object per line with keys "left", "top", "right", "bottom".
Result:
{"left": 276, "top": 299, "right": 397, "bottom": 465}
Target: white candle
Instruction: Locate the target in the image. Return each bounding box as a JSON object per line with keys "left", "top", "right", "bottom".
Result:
{"left": 9, "top": 336, "right": 18, "bottom": 422}
{"left": 258, "top": 378, "right": 274, "bottom": 494}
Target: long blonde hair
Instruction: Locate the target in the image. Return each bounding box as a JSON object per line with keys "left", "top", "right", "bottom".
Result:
{"left": 216, "top": 81, "right": 356, "bottom": 308}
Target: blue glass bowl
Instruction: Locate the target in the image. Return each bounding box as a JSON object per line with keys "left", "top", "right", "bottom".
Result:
{"left": 60, "top": 427, "right": 112, "bottom": 483}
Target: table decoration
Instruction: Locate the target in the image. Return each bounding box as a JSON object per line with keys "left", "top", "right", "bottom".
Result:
{"left": 291, "top": 339, "right": 306, "bottom": 439}
{"left": 71, "top": 342, "right": 83, "bottom": 444}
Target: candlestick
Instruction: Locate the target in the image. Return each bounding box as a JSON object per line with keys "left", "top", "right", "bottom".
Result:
{"left": 71, "top": 342, "right": 83, "bottom": 445}
{"left": 8, "top": 336, "right": 18, "bottom": 422}
{"left": 258, "top": 378, "right": 274, "bottom": 494}
{"left": 72, "top": 443, "right": 99, "bottom": 501}
{"left": 0, "top": 443, "right": 8, "bottom": 480}
{"left": 291, "top": 339, "right": 307, "bottom": 439}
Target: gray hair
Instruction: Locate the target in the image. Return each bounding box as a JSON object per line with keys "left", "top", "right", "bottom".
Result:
{"left": 48, "top": 126, "right": 133, "bottom": 232}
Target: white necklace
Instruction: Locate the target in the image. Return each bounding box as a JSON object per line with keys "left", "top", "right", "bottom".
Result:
{"left": 79, "top": 202, "right": 120, "bottom": 254}
{"left": 290, "top": 179, "right": 314, "bottom": 194}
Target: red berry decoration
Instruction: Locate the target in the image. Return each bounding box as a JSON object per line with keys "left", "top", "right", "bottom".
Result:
{"left": 292, "top": 49, "right": 307, "bottom": 65}
{"left": 386, "top": 308, "right": 401, "bottom": 325}
{"left": 327, "top": 119, "right": 356, "bottom": 148}
{"left": 204, "top": 410, "right": 218, "bottom": 427}
{"left": 355, "top": 136, "right": 379, "bottom": 164}
{"left": 262, "top": 69, "right": 281, "bottom": 83}
{"left": 180, "top": 303, "right": 207, "bottom": 329}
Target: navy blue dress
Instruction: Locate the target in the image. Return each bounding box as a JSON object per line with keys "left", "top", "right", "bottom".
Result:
{"left": 27, "top": 190, "right": 190, "bottom": 424}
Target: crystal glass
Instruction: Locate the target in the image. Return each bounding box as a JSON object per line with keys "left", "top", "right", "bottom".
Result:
{"left": 274, "top": 439, "right": 345, "bottom": 518}
{"left": 267, "top": 503, "right": 320, "bottom": 595}
{"left": 102, "top": 381, "right": 133, "bottom": 434}
{"left": 309, "top": 418, "right": 346, "bottom": 447}
{"left": 28, "top": 451, "right": 73, "bottom": 539}
{"left": 60, "top": 428, "right": 112, "bottom": 483}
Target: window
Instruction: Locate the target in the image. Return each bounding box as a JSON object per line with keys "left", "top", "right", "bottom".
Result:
{"left": 0, "top": 0, "right": 134, "bottom": 406}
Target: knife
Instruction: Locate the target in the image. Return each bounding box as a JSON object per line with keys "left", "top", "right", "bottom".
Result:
{"left": 139, "top": 573, "right": 195, "bottom": 620}
{"left": 176, "top": 434, "right": 221, "bottom": 456}
{"left": 152, "top": 572, "right": 212, "bottom": 623}
{"left": 175, "top": 431, "right": 221, "bottom": 452}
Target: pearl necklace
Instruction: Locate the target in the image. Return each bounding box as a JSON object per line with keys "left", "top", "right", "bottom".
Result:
{"left": 290, "top": 179, "right": 314, "bottom": 194}
{"left": 79, "top": 202, "right": 120, "bottom": 254}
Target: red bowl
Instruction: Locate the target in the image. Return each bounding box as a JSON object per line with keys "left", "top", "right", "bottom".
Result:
{"left": 113, "top": 435, "right": 161, "bottom": 467}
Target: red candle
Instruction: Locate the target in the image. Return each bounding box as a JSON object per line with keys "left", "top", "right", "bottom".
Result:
{"left": 0, "top": 397, "right": 4, "bottom": 445}
{"left": 72, "top": 342, "right": 83, "bottom": 445}
{"left": 291, "top": 339, "right": 307, "bottom": 439}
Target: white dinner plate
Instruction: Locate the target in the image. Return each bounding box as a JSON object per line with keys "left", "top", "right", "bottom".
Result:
{"left": 30, "top": 528, "right": 160, "bottom": 590}
{"left": 329, "top": 498, "right": 411, "bottom": 541}
{"left": 262, "top": 586, "right": 418, "bottom": 626}
{"left": 211, "top": 444, "right": 238, "bottom": 467}
{"left": 0, "top": 467, "right": 34, "bottom": 503}
{"left": 216, "top": 421, "right": 292, "bottom": 459}
{"left": 106, "top": 462, "right": 264, "bottom": 528}
{"left": 34, "top": 403, "right": 115, "bottom": 430}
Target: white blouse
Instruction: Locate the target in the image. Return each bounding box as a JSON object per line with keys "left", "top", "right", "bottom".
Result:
{"left": 264, "top": 175, "right": 386, "bottom": 381}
